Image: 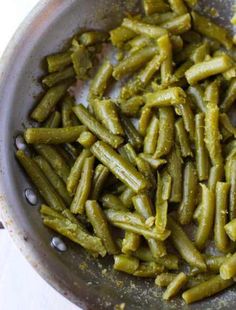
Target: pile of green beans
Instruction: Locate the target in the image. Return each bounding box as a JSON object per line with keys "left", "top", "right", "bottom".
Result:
{"left": 16, "top": 0, "right": 236, "bottom": 305}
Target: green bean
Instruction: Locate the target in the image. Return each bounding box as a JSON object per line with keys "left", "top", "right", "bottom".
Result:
{"left": 31, "top": 82, "right": 71, "bottom": 122}
{"left": 221, "top": 78, "right": 236, "bottom": 112}
{"left": 158, "top": 34, "right": 172, "bottom": 86}
{"left": 91, "top": 164, "right": 109, "bottom": 200}
{"left": 144, "top": 114, "right": 159, "bottom": 155}
{"left": 228, "top": 159, "right": 236, "bottom": 221}
{"left": 145, "top": 87, "right": 186, "bottom": 107}
{"left": 220, "top": 252, "right": 236, "bottom": 280}
{"left": 66, "top": 149, "right": 91, "bottom": 194}
{"left": 91, "top": 141, "right": 149, "bottom": 193}
{"left": 85, "top": 200, "right": 118, "bottom": 254}
{"left": 208, "top": 164, "right": 224, "bottom": 191}
{"left": 143, "top": 0, "right": 170, "bottom": 15}
{"left": 195, "top": 185, "right": 215, "bottom": 250}
{"left": 155, "top": 197, "right": 168, "bottom": 234}
{"left": 182, "top": 275, "right": 234, "bottom": 304}
{"left": 113, "top": 254, "right": 139, "bottom": 274}
{"left": 225, "top": 219, "right": 236, "bottom": 242}
{"left": 172, "top": 60, "right": 194, "bottom": 82}
{"left": 43, "top": 111, "right": 61, "bottom": 128}
{"left": 143, "top": 12, "right": 177, "bottom": 25}
{"left": 132, "top": 194, "right": 154, "bottom": 220}
{"left": 214, "top": 182, "right": 230, "bottom": 253}
{"left": 119, "top": 143, "right": 137, "bottom": 165}
{"left": 34, "top": 156, "right": 72, "bottom": 206}
{"left": 204, "top": 82, "right": 223, "bottom": 166}
{"left": 42, "top": 210, "right": 106, "bottom": 257}
{"left": 175, "top": 102, "right": 195, "bottom": 141}
{"left": 24, "top": 126, "right": 85, "bottom": 144}
{"left": 61, "top": 95, "right": 79, "bottom": 128}
{"left": 110, "top": 26, "right": 136, "bottom": 48}
{"left": 151, "top": 107, "right": 174, "bottom": 158}
{"left": 193, "top": 203, "right": 202, "bottom": 224}
{"left": 224, "top": 140, "right": 236, "bottom": 158}
{"left": 175, "top": 42, "right": 200, "bottom": 63}
{"left": 104, "top": 209, "right": 170, "bottom": 241}
{"left": 136, "top": 157, "right": 156, "bottom": 189}
{"left": 119, "top": 96, "right": 144, "bottom": 117}
{"left": 191, "top": 12, "right": 233, "bottom": 50}
{"left": 163, "top": 272, "right": 188, "bottom": 300}
{"left": 175, "top": 118, "right": 193, "bottom": 157}
{"left": 160, "top": 13, "right": 191, "bottom": 35}
{"left": 120, "top": 114, "right": 143, "bottom": 150}
{"left": 46, "top": 51, "right": 72, "bottom": 73}
{"left": 120, "top": 187, "right": 135, "bottom": 208}
{"left": 168, "top": 216, "right": 206, "bottom": 271}
{"left": 139, "top": 54, "right": 163, "bottom": 86}
{"left": 122, "top": 18, "right": 167, "bottom": 39}
{"left": 133, "top": 261, "right": 164, "bottom": 277}
{"left": 92, "top": 99, "right": 124, "bottom": 136}
{"left": 155, "top": 273, "right": 177, "bottom": 287}
{"left": 71, "top": 42, "right": 92, "bottom": 79}
{"left": 42, "top": 66, "right": 75, "bottom": 88}
{"left": 205, "top": 255, "right": 229, "bottom": 273}
{"left": 77, "top": 131, "right": 97, "bottom": 148}
{"left": 16, "top": 150, "right": 66, "bottom": 211}
{"left": 220, "top": 113, "right": 236, "bottom": 138}
{"left": 167, "top": 145, "right": 183, "bottom": 203}
{"left": 101, "top": 194, "right": 128, "bottom": 211}
{"left": 178, "top": 161, "right": 198, "bottom": 225}
{"left": 168, "top": 0, "right": 187, "bottom": 15}
{"left": 126, "top": 35, "right": 152, "bottom": 50}
{"left": 113, "top": 46, "right": 158, "bottom": 80}
{"left": 139, "top": 106, "right": 152, "bottom": 136}
{"left": 185, "top": 56, "right": 233, "bottom": 85}
{"left": 34, "top": 144, "right": 70, "bottom": 183}
{"left": 122, "top": 231, "right": 141, "bottom": 254}
{"left": 187, "top": 85, "right": 206, "bottom": 113}
{"left": 79, "top": 31, "right": 108, "bottom": 46}
{"left": 134, "top": 246, "right": 179, "bottom": 270}
{"left": 89, "top": 60, "right": 113, "bottom": 98}
{"left": 73, "top": 105, "right": 124, "bottom": 148}
{"left": 55, "top": 145, "right": 74, "bottom": 167}
{"left": 195, "top": 113, "right": 209, "bottom": 181}
{"left": 170, "top": 35, "right": 184, "bottom": 52}
{"left": 139, "top": 153, "right": 167, "bottom": 169}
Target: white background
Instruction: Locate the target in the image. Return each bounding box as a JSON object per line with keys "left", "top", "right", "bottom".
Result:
{"left": 0, "top": 2, "right": 80, "bottom": 309}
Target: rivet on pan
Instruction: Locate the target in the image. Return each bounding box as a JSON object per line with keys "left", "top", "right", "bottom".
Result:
{"left": 51, "top": 237, "right": 67, "bottom": 252}
{"left": 15, "top": 135, "right": 26, "bottom": 150}
{"left": 24, "top": 188, "right": 38, "bottom": 206}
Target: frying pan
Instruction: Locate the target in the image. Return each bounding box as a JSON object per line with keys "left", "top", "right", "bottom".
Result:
{"left": 0, "top": 0, "right": 235, "bottom": 309}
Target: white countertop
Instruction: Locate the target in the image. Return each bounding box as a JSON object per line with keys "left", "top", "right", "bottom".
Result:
{"left": 0, "top": 2, "right": 80, "bottom": 309}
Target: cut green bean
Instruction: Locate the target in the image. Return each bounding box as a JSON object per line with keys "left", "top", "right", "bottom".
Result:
{"left": 139, "top": 106, "right": 152, "bottom": 136}
{"left": 43, "top": 111, "right": 61, "bottom": 128}
{"left": 136, "top": 157, "right": 156, "bottom": 189}
{"left": 85, "top": 200, "right": 118, "bottom": 254}
{"left": 113, "top": 46, "right": 158, "bottom": 80}
{"left": 66, "top": 149, "right": 91, "bottom": 194}
{"left": 195, "top": 185, "right": 215, "bottom": 250}
{"left": 143, "top": 0, "right": 170, "bottom": 15}
{"left": 31, "top": 82, "right": 71, "bottom": 122}
{"left": 91, "top": 164, "right": 109, "bottom": 200}
{"left": 34, "top": 155, "right": 72, "bottom": 206}
{"left": 175, "top": 102, "right": 195, "bottom": 141}
{"left": 34, "top": 144, "right": 70, "bottom": 183}
{"left": 185, "top": 55, "right": 233, "bottom": 85}
{"left": 158, "top": 34, "right": 173, "bottom": 86}
{"left": 182, "top": 275, "right": 234, "bottom": 304}
{"left": 91, "top": 141, "right": 149, "bottom": 193}
{"left": 163, "top": 272, "right": 188, "bottom": 300}
{"left": 73, "top": 104, "right": 124, "bottom": 148}
{"left": 79, "top": 31, "right": 108, "bottom": 46}
{"left": 205, "top": 255, "right": 229, "bottom": 273}
{"left": 110, "top": 26, "right": 136, "bottom": 47}
{"left": 77, "top": 131, "right": 97, "bottom": 148}
{"left": 92, "top": 99, "right": 124, "bottom": 136}
{"left": 167, "top": 145, "right": 183, "bottom": 203}
{"left": 143, "top": 12, "right": 177, "bottom": 25}
{"left": 145, "top": 87, "right": 186, "bottom": 107}
{"left": 208, "top": 164, "right": 224, "bottom": 191}
{"left": 16, "top": 150, "right": 66, "bottom": 211}
{"left": 70, "top": 156, "right": 94, "bottom": 214}
{"left": 122, "top": 231, "right": 141, "bottom": 254}
{"left": 160, "top": 13, "right": 191, "bottom": 35}
{"left": 133, "top": 262, "right": 164, "bottom": 277}
{"left": 220, "top": 252, "right": 236, "bottom": 280}
{"left": 175, "top": 118, "right": 193, "bottom": 157}
{"left": 168, "top": 0, "right": 187, "bottom": 15}
{"left": 225, "top": 219, "right": 236, "bottom": 242}
{"left": 89, "top": 60, "right": 113, "bottom": 98}
{"left": 42, "top": 66, "right": 75, "bottom": 88}
{"left": 191, "top": 12, "right": 233, "bottom": 50}
{"left": 195, "top": 113, "right": 209, "bottom": 181}
{"left": 119, "top": 96, "right": 144, "bottom": 117}
{"left": 61, "top": 95, "right": 78, "bottom": 128}
{"left": 102, "top": 194, "right": 128, "bottom": 211}
{"left": 214, "top": 182, "right": 230, "bottom": 253}
{"left": 119, "top": 143, "right": 137, "bottom": 165}
{"left": 229, "top": 159, "right": 236, "bottom": 220}
{"left": 187, "top": 85, "right": 206, "bottom": 113}
{"left": 46, "top": 51, "right": 72, "bottom": 73}
{"left": 139, "top": 153, "right": 167, "bottom": 169}
{"left": 220, "top": 113, "right": 236, "bottom": 138}
{"left": 119, "top": 187, "right": 135, "bottom": 208}
{"left": 114, "top": 254, "right": 139, "bottom": 274}
{"left": 221, "top": 78, "right": 236, "bottom": 112}
{"left": 155, "top": 273, "right": 177, "bottom": 287}
{"left": 168, "top": 216, "right": 206, "bottom": 271}
{"left": 71, "top": 42, "right": 92, "bottom": 80}
{"left": 24, "top": 126, "right": 85, "bottom": 144}
{"left": 178, "top": 161, "right": 198, "bottom": 225}
{"left": 120, "top": 114, "right": 143, "bottom": 150}
{"left": 144, "top": 114, "right": 159, "bottom": 155}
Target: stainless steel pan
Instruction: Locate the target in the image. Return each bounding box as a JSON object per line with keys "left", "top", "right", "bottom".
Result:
{"left": 0, "top": 1, "right": 235, "bottom": 309}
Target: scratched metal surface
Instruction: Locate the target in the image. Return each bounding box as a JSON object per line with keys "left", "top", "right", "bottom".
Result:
{"left": 0, "top": 1, "right": 235, "bottom": 309}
